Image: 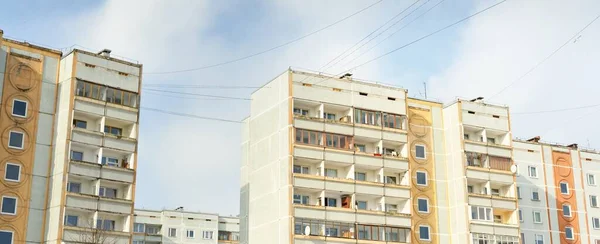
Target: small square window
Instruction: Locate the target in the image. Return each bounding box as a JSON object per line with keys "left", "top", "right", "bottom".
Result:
{"left": 71, "top": 151, "right": 84, "bottom": 161}
{"left": 563, "top": 204, "right": 572, "bottom": 217}
{"left": 168, "top": 228, "right": 177, "bottom": 237}
{"left": 416, "top": 171, "right": 427, "bottom": 186}
{"left": 419, "top": 225, "right": 430, "bottom": 241}
{"left": 560, "top": 182, "right": 569, "bottom": 195}
{"left": 565, "top": 226, "right": 574, "bottom": 240}
{"left": 533, "top": 211, "right": 542, "bottom": 223}
{"left": 417, "top": 198, "right": 429, "bottom": 213}
{"left": 1, "top": 196, "right": 17, "bottom": 215}
{"left": 357, "top": 201, "right": 367, "bottom": 210}
{"left": 67, "top": 182, "right": 81, "bottom": 193}
{"left": 528, "top": 166, "right": 538, "bottom": 178}
{"left": 187, "top": 230, "right": 195, "bottom": 238}
{"left": 415, "top": 145, "right": 426, "bottom": 159}
{"left": 73, "top": 119, "right": 87, "bottom": 129}
{"left": 4, "top": 163, "right": 20, "bottom": 182}
{"left": 355, "top": 172, "right": 366, "bottom": 181}
{"left": 0, "top": 230, "right": 13, "bottom": 244}
{"left": 11, "top": 99, "right": 27, "bottom": 118}
{"left": 8, "top": 131, "right": 24, "bottom": 149}
{"left": 64, "top": 215, "right": 78, "bottom": 226}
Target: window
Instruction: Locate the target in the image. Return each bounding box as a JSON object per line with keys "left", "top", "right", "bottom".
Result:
{"left": 1, "top": 196, "right": 17, "bottom": 215}
{"left": 104, "top": 126, "right": 123, "bottom": 136}
{"left": 71, "top": 151, "right": 84, "bottom": 161}
{"left": 417, "top": 198, "right": 429, "bottom": 213}
{"left": 416, "top": 171, "right": 427, "bottom": 186}
{"left": 75, "top": 80, "right": 104, "bottom": 100}
{"left": 168, "top": 228, "right": 177, "bottom": 237}
{"left": 419, "top": 225, "right": 430, "bottom": 241}
{"left": 0, "top": 230, "right": 13, "bottom": 244}
{"left": 385, "top": 204, "right": 398, "bottom": 212}
{"left": 592, "top": 195, "right": 599, "bottom": 208}
{"left": 357, "top": 201, "right": 367, "bottom": 210}
{"left": 535, "top": 234, "right": 544, "bottom": 244}
{"left": 325, "top": 198, "right": 337, "bottom": 207}
{"left": 133, "top": 241, "right": 144, "bottom": 244}
{"left": 355, "top": 172, "right": 366, "bottom": 181}
{"left": 64, "top": 215, "right": 78, "bottom": 227}
{"left": 295, "top": 129, "right": 322, "bottom": 146}
{"left": 385, "top": 176, "right": 397, "bottom": 184}
{"left": 4, "top": 163, "right": 20, "bottom": 182}
{"left": 325, "top": 133, "right": 351, "bottom": 149}
{"left": 293, "top": 108, "right": 308, "bottom": 116}
{"left": 203, "top": 231, "right": 214, "bottom": 239}
{"left": 383, "top": 113, "right": 404, "bottom": 129}
{"left": 324, "top": 112, "right": 336, "bottom": 120}
{"left": 491, "top": 188, "right": 500, "bottom": 196}
{"left": 133, "top": 223, "right": 145, "bottom": 233}
{"left": 517, "top": 187, "right": 521, "bottom": 199}
{"left": 493, "top": 215, "right": 502, "bottom": 223}
{"left": 532, "top": 190, "right": 540, "bottom": 201}
{"left": 519, "top": 209, "right": 523, "bottom": 222}
{"left": 99, "top": 187, "right": 117, "bottom": 198}
{"left": 293, "top": 194, "right": 309, "bottom": 205}
{"left": 467, "top": 185, "right": 474, "bottom": 193}
{"left": 464, "top": 134, "right": 470, "bottom": 140}
{"left": 521, "top": 233, "right": 525, "bottom": 243}
{"left": 67, "top": 182, "right": 81, "bottom": 193}
{"left": 72, "top": 119, "right": 87, "bottom": 129}
{"left": 11, "top": 99, "right": 27, "bottom": 117}
{"left": 533, "top": 211, "right": 542, "bottom": 223}
{"left": 146, "top": 225, "right": 159, "bottom": 235}
{"left": 415, "top": 145, "right": 426, "bottom": 159}
{"left": 354, "top": 109, "right": 381, "bottom": 126}
{"left": 593, "top": 217, "right": 600, "bottom": 229}
{"left": 293, "top": 165, "right": 309, "bottom": 174}
{"left": 101, "top": 157, "right": 119, "bottom": 167}
{"left": 560, "top": 182, "right": 569, "bottom": 195}
{"left": 565, "top": 226, "right": 574, "bottom": 240}
{"left": 187, "top": 230, "right": 195, "bottom": 238}
{"left": 106, "top": 87, "right": 138, "bottom": 107}
{"left": 355, "top": 144, "right": 366, "bottom": 152}
{"left": 528, "top": 166, "right": 538, "bottom": 178}
{"left": 589, "top": 174, "right": 596, "bottom": 186}
{"left": 325, "top": 169, "right": 338, "bottom": 178}
{"left": 487, "top": 137, "right": 496, "bottom": 144}
{"left": 472, "top": 206, "right": 493, "bottom": 221}
{"left": 96, "top": 219, "right": 115, "bottom": 231}
{"left": 8, "top": 131, "right": 24, "bottom": 149}
{"left": 563, "top": 204, "right": 572, "bottom": 217}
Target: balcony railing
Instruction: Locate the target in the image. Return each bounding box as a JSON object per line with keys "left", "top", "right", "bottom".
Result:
{"left": 466, "top": 152, "right": 512, "bottom": 172}
{"left": 294, "top": 217, "right": 409, "bottom": 242}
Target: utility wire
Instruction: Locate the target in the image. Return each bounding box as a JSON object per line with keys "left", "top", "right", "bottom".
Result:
{"left": 141, "top": 107, "right": 243, "bottom": 124}
{"left": 512, "top": 103, "right": 600, "bottom": 115}
{"left": 143, "top": 84, "right": 263, "bottom": 89}
{"left": 143, "top": 90, "right": 234, "bottom": 100}
{"left": 144, "top": 0, "right": 385, "bottom": 75}
{"left": 487, "top": 12, "right": 600, "bottom": 101}
{"left": 142, "top": 88, "right": 250, "bottom": 100}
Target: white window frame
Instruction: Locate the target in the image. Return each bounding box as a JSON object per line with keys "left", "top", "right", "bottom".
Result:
{"left": 531, "top": 190, "right": 540, "bottom": 201}
{"left": 589, "top": 174, "right": 597, "bottom": 186}
{"left": 415, "top": 144, "right": 426, "bottom": 160}
{"left": 417, "top": 197, "right": 429, "bottom": 213}
{"left": 356, "top": 200, "right": 368, "bottom": 210}
{"left": 471, "top": 206, "right": 493, "bottom": 222}
{"left": 418, "top": 225, "right": 431, "bottom": 241}
{"left": 293, "top": 194, "right": 309, "bottom": 205}
{"left": 593, "top": 217, "right": 600, "bottom": 229}
{"left": 4, "top": 163, "right": 21, "bottom": 182}
{"left": 416, "top": 170, "right": 428, "bottom": 186}
{"left": 591, "top": 195, "right": 599, "bottom": 208}
{"left": 533, "top": 211, "right": 542, "bottom": 224}
{"left": 11, "top": 99, "right": 28, "bottom": 118}
{"left": 535, "top": 234, "right": 544, "bottom": 244}
{"left": 528, "top": 166, "right": 538, "bottom": 178}
{"left": 168, "top": 228, "right": 177, "bottom": 237}
{"left": 64, "top": 214, "right": 79, "bottom": 227}
{"left": 1, "top": 196, "right": 18, "bottom": 215}
{"left": 133, "top": 223, "right": 145, "bottom": 233}
{"left": 0, "top": 230, "right": 14, "bottom": 244}
{"left": 565, "top": 226, "right": 574, "bottom": 240}
{"left": 560, "top": 182, "right": 569, "bottom": 195}
{"left": 563, "top": 204, "right": 572, "bottom": 217}
{"left": 186, "top": 229, "right": 195, "bottom": 238}
{"left": 203, "top": 231, "right": 214, "bottom": 239}
{"left": 8, "top": 131, "right": 24, "bottom": 150}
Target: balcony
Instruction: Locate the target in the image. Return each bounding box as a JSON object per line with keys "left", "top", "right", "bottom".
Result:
{"left": 466, "top": 152, "right": 514, "bottom": 184}
{"left": 63, "top": 226, "right": 131, "bottom": 244}
{"left": 103, "top": 134, "right": 136, "bottom": 152}
{"left": 69, "top": 160, "right": 134, "bottom": 183}
{"left": 468, "top": 193, "right": 517, "bottom": 210}
{"left": 74, "top": 95, "right": 138, "bottom": 123}
{"left": 293, "top": 217, "right": 410, "bottom": 243}
{"left": 72, "top": 127, "right": 103, "bottom": 146}
{"left": 65, "top": 192, "right": 132, "bottom": 215}
{"left": 470, "top": 220, "right": 519, "bottom": 237}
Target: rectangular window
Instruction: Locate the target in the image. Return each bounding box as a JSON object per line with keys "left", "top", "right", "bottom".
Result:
{"left": 385, "top": 204, "right": 398, "bottom": 212}
{"left": 593, "top": 218, "right": 600, "bottom": 229}
{"left": 560, "top": 182, "right": 569, "bottom": 195}
{"left": 519, "top": 209, "right": 523, "bottom": 222}
{"left": 168, "top": 228, "right": 177, "bottom": 237}
{"left": 73, "top": 119, "right": 87, "bottom": 129}
{"left": 325, "top": 198, "right": 337, "bottom": 207}
{"left": 565, "top": 227, "right": 574, "bottom": 240}
{"left": 293, "top": 165, "right": 309, "bottom": 174}
{"left": 11, "top": 99, "right": 27, "bottom": 118}
{"left": 8, "top": 131, "right": 24, "bottom": 149}
{"left": 106, "top": 87, "right": 138, "bottom": 107}
{"left": 533, "top": 211, "right": 542, "bottom": 223}
{"left": 417, "top": 198, "right": 429, "bottom": 213}
{"left": 464, "top": 134, "right": 470, "bottom": 140}
{"left": 471, "top": 206, "right": 493, "bottom": 221}
{"left": 293, "top": 108, "right": 308, "bottom": 116}
{"left": 493, "top": 215, "right": 502, "bottom": 223}
{"left": 187, "top": 230, "right": 195, "bottom": 238}
{"left": 104, "top": 126, "right": 123, "bottom": 136}
{"left": 203, "top": 231, "right": 213, "bottom": 239}
{"left": 4, "top": 163, "right": 20, "bottom": 182}
{"left": 592, "top": 195, "right": 599, "bottom": 208}
{"left": 357, "top": 201, "right": 367, "bottom": 210}
{"left": 355, "top": 144, "right": 366, "bottom": 152}
{"left": 529, "top": 166, "right": 538, "bottom": 178}
{"left": 101, "top": 157, "right": 119, "bottom": 167}
{"left": 96, "top": 219, "right": 115, "bottom": 231}
{"left": 324, "top": 112, "right": 336, "bottom": 120}
{"left": 1, "top": 196, "right": 17, "bottom": 215}
{"left": 0, "top": 230, "right": 13, "bottom": 244}
{"left": 295, "top": 129, "right": 323, "bottom": 146}
{"left": 385, "top": 176, "right": 397, "bottom": 184}
{"left": 325, "top": 169, "right": 338, "bottom": 178}
{"left": 64, "top": 215, "right": 79, "bottom": 227}
{"left": 589, "top": 174, "right": 597, "bottom": 186}
{"left": 419, "top": 225, "right": 430, "bottom": 241}
{"left": 535, "top": 234, "right": 544, "bottom": 244}
{"left": 416, "top": 171, "right": 427, "bottom": 186}
{"left": 415, "top": 145, "right": 426, "bottom": 159}
{"left": 517, "top": 187, "right": 521, "bottom": 199}
{"left": 467, "top": 185, "right": 474, "bottom": 193}
{"left": 355, "top": 172, "right": 366, "bottom": 181}
{"left": 354, "top": 108, "right": 381, "bottom": 126}
{"left": 99, "top": 187, "right": 118, "bottom": 198}
{"left": 71, "top": 151, "right": 84, "bottom": 161}
{"left": 532, "top": 190, "right": 540, "bottom": 201}
{"left": 383, "top": 113, "right": 404, "bottom": 129}
{"left": 491, "top": 188, "right": 500, "bottom": 196}
{"left": 75, "top": 80, "right": 105, "bottom": 100}
{"left": 67, "top": 182, "right": 81, "bottom": 193}
{"left": 487, "top": 137, "right": 496, "bottom": 144}
{"left": 563, "top": 204, "right": 572, "bottom": 217}
{"left": 293, "top": 194, "right": 309, "bottom": 205}
{"left": 133, "top": 223, "right": 145, "bottom": 233}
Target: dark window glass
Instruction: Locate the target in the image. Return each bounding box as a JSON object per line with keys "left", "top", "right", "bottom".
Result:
{"left": 415, "top": 145, "right": 426, "bottom": 159}
{"left": 418, "top": 198, "right": 428, "bottom": 212}
{"left": 8, "top": 131, "right": 24, "bottom": 149}
{"left": 416, "top": 171, "right": 427, "bottom": 185}
{"left": 71, "top": 151, "right": 84, "bottom": 161}
{"left": 5, "top": 164, "right": 20, "bottom": 181}
{"left": 12, "top": 100, "right": 27, "bottom": 117}
{"left": 419, "top": 226, "right": 430, "bottom": 240}
{"left": 0, "top": 231, "right": 13, "bottom": 244}
{"left": 73, "top": 120, "right": 87, "bottom": 129}
{"left": 65, "top": 215, "right": 78, "bottom": 226}
{"left": 1, "top": 197, "right": 17, "bottom": 214}
{"left": 67, "top": 182, "right": 81, "bottom": 193}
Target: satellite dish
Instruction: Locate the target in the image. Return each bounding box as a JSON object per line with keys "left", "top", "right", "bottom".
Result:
{"left": 510, "top": 165, "right": 517, "bottom": 174}
{"left": 304, "top": 226, "right": 311, "bottom": 236}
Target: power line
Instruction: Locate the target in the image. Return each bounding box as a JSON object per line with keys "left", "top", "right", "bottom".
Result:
{"left": 142, "top": 88, "right": 251, "bottom": 100}
{"left": 144, "top": 0, "right": 385, "bottom": 75}
{"left": 512, "top": 103, "right": 600, "bottom": 115}
{"left": 541, "top": 106, "right": 600, "bottom": 137}
{"left": 487, "top": 12, "right": 600, "bottom": 100}
{"left": 143, "top": 84, "right": 264, "bottom": 89}
{"left": 143, "top": 90, "right": 233, "bottom": 100}
{"left": 140, "top": 107, "right": 243, "bottom": 124}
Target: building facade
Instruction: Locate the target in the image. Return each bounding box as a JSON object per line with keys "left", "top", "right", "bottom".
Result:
{"left": 132, "top": 209, "right": 240, "bottom": 244}
{"left": 0, "top": 29, "right": 142, "bottom": 244}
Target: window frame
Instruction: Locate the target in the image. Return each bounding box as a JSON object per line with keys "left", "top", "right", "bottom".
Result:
{"left": 416, "top": 171, "right": 428, "bottom": 186}
{"left": 560, "top": 182, "right": 569, "bottom": 195}
{"left": 519, "top": 209, "right": 523, "bottom": 222}
{"left": 1, "top": 196, "right": 17, "bottom": 215}
{"left": 535, "top": 234, "right": 544, "bottom": 244}
{"left": 4, "top": 163, "right": 21, "bottom": 182}
{"left": 354, "top": 172, "right": 366, "bottom": 181}
{"left": 357, "top": 200, "right": 368, "bottom": 210}
{"left": 417, "top": 198, "right": 429, "bottom": 213}
{"left": 592, "top": 195, "right": 599, "bottom": 208}
{"left": 73, "top": 119, "right": 87, "bottom": 129}
{"left": 565, "top": 226, "right": 574, "bottom": 240}
{"left": 168, "top": 228, "right": 177, "bottom": 237}
{"left": 472, "top": 206, "right": 493, "bottom": 222}
{"left": 67, "top": 182, "right": 81, "bottom": 193}
{"left": 186, "top": 229, "right": 195, "bottom": 238}
{"left": 517, "top": 187, "right": 521, "bottom": 199}
{"left": 0, "top": 230, "right": 14, "bottom": 244}
{"left": 563, "top": 204, "right": 572, "bottom": 217}
{"left": 415, "top": 144, "right": 426, "bottom": 160}
{"left": 593, "top": 217, "right": 600, "bottom": 229}
{"left": 133, "top": 223, "right": 145, "bottom": 233}
{"left": 71, "top": 151, "right": 84, "bottom": 161}
{"left": 11, "top": 99, "right": 27, "bottom": 118}
{"left": 64, "top": 215, "right": 79, "bottom": 227}
{"left": 418, "top": 225, "right": 431, "bottom": 241}
{"left": 531, "top": 190, "right": 540, "bottom": 201}
{"left": 8, "top": 131, "right": 25, "bottom": 150}
{"left": 528, "top": 166, "right": 538, "bottom": 178}
{"left": 589, "top": 174, "right": 597, "bottom": 186}
{"left": 203, "top": 231, "right": 214, "bottom": 239}
{"left": 533, "top": 211, "right": 542, "bottom": 224}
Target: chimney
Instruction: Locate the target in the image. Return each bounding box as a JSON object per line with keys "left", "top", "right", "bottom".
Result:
{"left": 527, "top": 136, "right": 541, "bottom": 143}
{"left": 470, "top": 97, "right": 485, "bottom": 103}
{"left": 567, "top": 143, "right": 578, "bottom": 150}
{"left": 339, "top": 73, "right": 352, "bottom": 80}
{"left": 98, "top": 49, "right": 112, "bottom": 57}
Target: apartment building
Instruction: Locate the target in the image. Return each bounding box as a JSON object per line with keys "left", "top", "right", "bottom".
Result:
{"left": 132, "top": 209, "right": 240, "bottom": 244}
{"left": 514, "top": 137, "right": 600, "bottom": 244}
{"left": 0, "top": 29, "right": 142, "bottom": 244}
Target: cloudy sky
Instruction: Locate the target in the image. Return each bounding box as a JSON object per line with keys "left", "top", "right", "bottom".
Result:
{"left": 1, "top": 0, "right": 599, "bottom": 216}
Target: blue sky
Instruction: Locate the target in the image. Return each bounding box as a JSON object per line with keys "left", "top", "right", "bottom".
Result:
{"left": 2, "top": 0, "right": 599, "bottom": 216}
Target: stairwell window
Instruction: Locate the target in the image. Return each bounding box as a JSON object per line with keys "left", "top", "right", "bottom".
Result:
{"left": 11, "top": 99, "right": 27, "bottom": 118}
{"left": 517, "top": 187, "right": 521, "bottom": 199}
{"left": 1, "top": 196, "right": 17, "bottom": 215}
{"left": 560, "top": 182, "right": 569, "bottom": 195}
{"left": 0, "top": 230, "right": 13, "bottom": 244}
{"left": 565, "top": 226, "right": 574, "bottom": 240}
{"left": 416, "top": 171, "right": 427, "bottom": 186}
{"left": 591, "top": 195, "right": 598, "bottom": 208}
{"left": 417, "top": 198, "right": 429, "bottom": 213}
{"left": 519, "top": 209, "right": 523, "bottom": 222}
{"left": 563, "top": 204, "right": 572, "bottom": 217}
{"left": 528, "top": 166, "right": 538, "bottom": 178}
{"left": 8, "top": 131, "right": 24, "bottom": 150}
{"left": 415, "top": 145, "right": 426, "bottom": 159}
{"left": 532, "top": 190, "right": 540, "bottom": 201}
